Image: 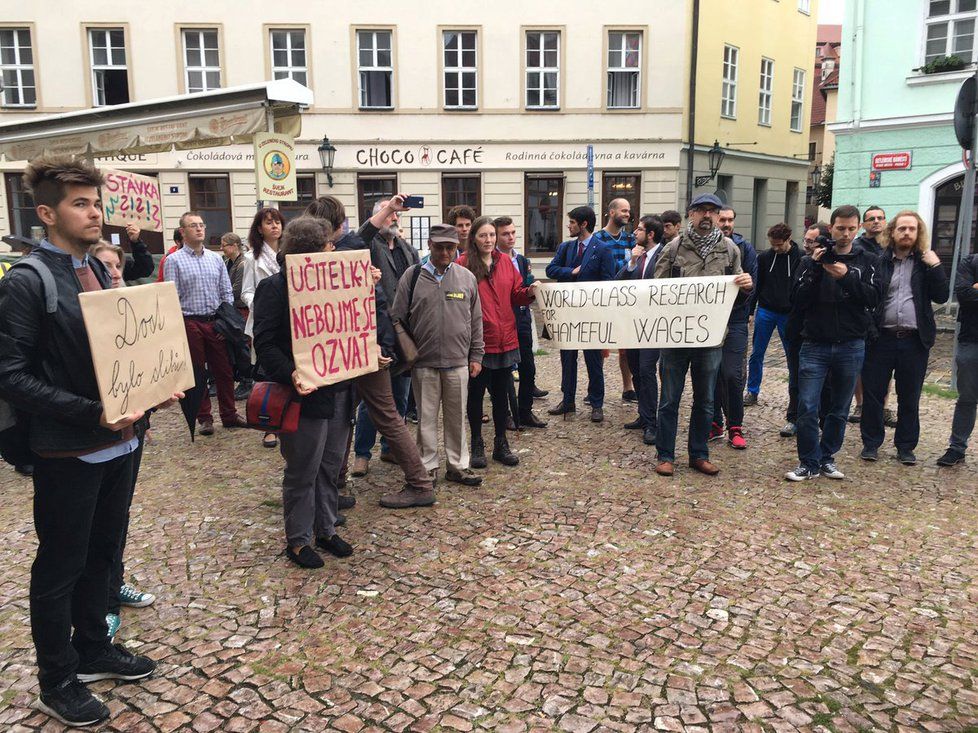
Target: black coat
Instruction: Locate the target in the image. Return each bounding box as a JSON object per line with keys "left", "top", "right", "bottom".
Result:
{"left": 754, "top": 242, "right": 801, "bottom": 315}
{"left": 123, "top": 238, "right": 156, "bottom": 281}
{"left": 955, "top": 253, "right": 978, "bottom": 344}
{"left": 793, "top": 246, "right": 882, "bottom": 343}
{"left": 214, "top": 302, "right": 252, "bottom": 380}
{"left": 870, "top": 249, "right": 949, "bottom": 349}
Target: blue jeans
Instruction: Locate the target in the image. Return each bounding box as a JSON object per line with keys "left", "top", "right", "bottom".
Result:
{"left": 796, "top": 340, "right": 865, "bottom": 471}
{"left": 560, "top": 349, "right": 605, "bottom": 408}
{"left": 747, "top": 307, "right": 789, "bottom": 395}
{"left": 950, "top": 342, "right": 978, "bottom": 454}
{"left": 656, "top": 347, "right": 723, "bottom": 463}
{"left": 353, "top": 371, "right": 411, "bottom": 459}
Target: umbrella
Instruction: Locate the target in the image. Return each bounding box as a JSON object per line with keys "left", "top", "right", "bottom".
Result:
{"left": 179, "top": 363, "right": 208, "bottom": 440}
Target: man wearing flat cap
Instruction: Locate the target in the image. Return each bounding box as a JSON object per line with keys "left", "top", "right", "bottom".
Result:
{"left": 390, "top": 224, "right": 486, "bottom": 488}
{"left": 652, "top": 193, "right": 754, "bottom": 478}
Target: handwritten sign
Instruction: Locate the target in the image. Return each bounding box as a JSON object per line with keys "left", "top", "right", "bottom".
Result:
{"left": 287, "top": 250, "right": 379, "bottom": 388}
{"left": 102, "top": 168, "right": 163, "bottom": 233}
{"left": 79, "top": 282, "right": 194, "bottom": 422}
{"left": 255, "top": 132, "right": 297, "bottom": 201}
{"left": 537, "top": 276, "right": 740, "bottom": 350}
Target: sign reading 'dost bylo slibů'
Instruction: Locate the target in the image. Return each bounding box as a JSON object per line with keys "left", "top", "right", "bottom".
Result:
{"left": 538, "top": 276, "right": 740, "bottom": 350}
{"left": 254, "top": 132, "right": 297, "bottom": 201}
{"left": 79, "top": 282, "right": 195, "bottom": 423}
{"left": 102, "top": 168, "right": 163, "bottom": 232}
{"left": 287, "top": 250, "right": 379, "bottom": 388}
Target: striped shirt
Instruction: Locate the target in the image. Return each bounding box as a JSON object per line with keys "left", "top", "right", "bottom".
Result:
{"left": 164, "top": 245, "right": 233, "bottom": 316}
{"left": 593, "top": 227, "right": 636, "bottom": 272}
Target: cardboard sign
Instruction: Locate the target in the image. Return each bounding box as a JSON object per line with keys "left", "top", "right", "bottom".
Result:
{"left": 286, "top": 250, "right": 379, "bottom": 388}
{"left": 102, "top": 168, "right": 163, "bottom": 232}
{"left": 254, "top": 131, "right": 297, "bottom": 201}
{"left": 79, "top": 282, "right": 195, "bottom": 422}
{"left": 538, "top": 276, "right": 740, "bottom": 350}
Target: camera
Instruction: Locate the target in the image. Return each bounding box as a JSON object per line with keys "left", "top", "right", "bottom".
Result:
{"left": 815, "top": 234, "right": 839, "bottom": 265}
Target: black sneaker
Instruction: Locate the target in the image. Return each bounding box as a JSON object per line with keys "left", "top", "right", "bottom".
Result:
{"left": 36, "top": 676, "right": 109, "bottom": 727}
{"left": 338, "top": 494, "right": 356, "bottom": 510}
{"left": 286, "top": 545, "right": 324, "bottom": 569}
{"left": 532, "top": 387, "right": 549, "bottom": 399}
{"left": 76, "top": 643, "right": 156, "bottom": 683}
{"left": 937, "top": 448, "right": 965, "bottom": 467}
{"left": 622, "top": 390, "right": 638, "bottom": 403}
{"left": 316, "top": 533, "right": 353, "bottom": 558}
{"left": 406, "top": 410, "right": 419, "bottom": 424}
{"left": 897, "top": 449, "right": 917, "bottom": 466}
{"left": 860, "top": 447, "right": 878, "bottom": 462}
{"left": 334, "top": 512, "right": 346, "bottom": 527}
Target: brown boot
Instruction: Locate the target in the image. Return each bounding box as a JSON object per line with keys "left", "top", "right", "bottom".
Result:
{"left": 379, "top": 485, "right": 436, "bottom": 509}
{"left": 351, "top": 456, "right": 369, "bottom": 477}
{"left": 689, "top": 458, "right": 720, "bottom": 476}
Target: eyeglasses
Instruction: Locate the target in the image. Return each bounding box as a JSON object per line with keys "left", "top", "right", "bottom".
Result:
{"left": 184, "top": 223, "right": 206, "bottom": 229}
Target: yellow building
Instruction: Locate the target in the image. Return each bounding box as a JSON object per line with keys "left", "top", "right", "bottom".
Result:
{"left": 686, "top": 0, "right": 819, "bottom": 244}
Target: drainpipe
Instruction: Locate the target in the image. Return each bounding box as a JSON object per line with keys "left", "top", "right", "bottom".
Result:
{"left": 686, "top": 0, "right": 700, "bottom": 207}
{"left": 851, "top": 0, "right": 865, "bottom": 128}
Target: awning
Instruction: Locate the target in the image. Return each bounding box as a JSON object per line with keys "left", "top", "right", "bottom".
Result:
{"left": 0, "top": 79, "right": 313, "bottom": 162}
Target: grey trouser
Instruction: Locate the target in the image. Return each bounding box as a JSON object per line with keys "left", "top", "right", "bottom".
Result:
{"left": 279, "top": 388, "right": 351, "bottom": 547}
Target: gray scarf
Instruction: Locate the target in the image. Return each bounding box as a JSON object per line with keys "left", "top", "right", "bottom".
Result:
{"left": 685, "top": 221, "right": 723, "bottom": 260}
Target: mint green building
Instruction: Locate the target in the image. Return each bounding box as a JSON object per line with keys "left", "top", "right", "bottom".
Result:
{"left": 832, "top": 0, "right": 976, "bottom": 269}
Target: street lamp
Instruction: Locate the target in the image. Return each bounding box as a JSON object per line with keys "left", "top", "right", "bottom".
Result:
{"left": 695, "top": 140, "right": 726, "bottom": 187}
{"left": 317, "top": 135, "right": 337, "bottom": 187}
{"left": 810, "top": 165, "right": 821, "bottom": 190}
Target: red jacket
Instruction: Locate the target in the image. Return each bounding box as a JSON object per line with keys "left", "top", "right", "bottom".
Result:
{"left": 457, "top": 250, "right": 534, "bottom": 355}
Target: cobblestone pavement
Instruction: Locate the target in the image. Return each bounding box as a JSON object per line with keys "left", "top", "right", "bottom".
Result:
{"left": 1, "top": 333, "right": 977, "bottom": 732}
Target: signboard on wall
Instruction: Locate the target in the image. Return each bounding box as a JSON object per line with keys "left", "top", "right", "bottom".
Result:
{"left": 254, "top": 132, "right": 297, "bottom": 201}
{"left": 872, "top": 151, "right": 912, "bottom": 171}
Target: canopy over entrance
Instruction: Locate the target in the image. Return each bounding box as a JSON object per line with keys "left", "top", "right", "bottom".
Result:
{"left": 0, "top": 79, "right": 313, "bottom": 162}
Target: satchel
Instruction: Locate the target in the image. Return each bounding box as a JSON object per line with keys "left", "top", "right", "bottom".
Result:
{"left": 391, "top": 265, "right": 424, "bottom": 375}
{"left": 246, "top": 382, "right": 301, "bottom": 434}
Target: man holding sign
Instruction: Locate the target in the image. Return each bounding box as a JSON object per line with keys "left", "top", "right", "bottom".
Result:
{"left": 652, "top": 193, "right": 753, "bottom": 477}
{"left": 0, "top": 158, "right": 180, "bottom": 728}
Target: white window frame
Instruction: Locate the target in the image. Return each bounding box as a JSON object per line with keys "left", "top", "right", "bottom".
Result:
{"left": 525, "top": 30, "right": 560, "bottom": 110}
{"left": 88, "top": 27, "right": 127, "bottom": 107}
{"left": 0, "top": 27, "right": 35, "bottom": 108}
{"left": 270, "top": 29, "right": 307, "bottom": 85}
{"left": 443, "top": 30, "right": 477, "bottom": 109}
{"left": 182, "top": 28, "right": 221, "bottom": 94}
{"left": 922, "top": 1, "right": 978, "bottom": 65}
{"left": 607, "top": 30, "right": 642, "bottom": 110}
{"left": 790, "top": 68, "right": 805, "bottom": 132}
{"left": 798, "top": 0, "right": 811, "bottom": 14}
{"left": 721, "top": 44, "right": 738, "bottom": 119}
{"left": 357, "top": 29, "right": 394, "bottom": 110}
{"left": 758, "top": 57, "right": 774, "bottom": 126}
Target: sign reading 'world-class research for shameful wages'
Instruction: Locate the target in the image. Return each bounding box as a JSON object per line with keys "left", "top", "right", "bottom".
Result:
{"left": 79, "top": 282, "right": 195, "bottom": 423}
{"left": 538, "top": 276, "right": 740, "bottom": 350}
{"left": 287, "top": 250, "right": 379, "bottom": 388}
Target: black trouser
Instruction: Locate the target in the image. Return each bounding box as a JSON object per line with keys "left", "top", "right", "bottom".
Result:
{"left": 713, "top": 321, "right": 748, "bottom": 430}
{"left": 107, "top": 438, "right": 145, "bottom": 615}
{"left": 468, "top": 366, "right": 513, "bottom": 443}
{"left": 626, "top": 348, "right": 660, "bottom": 430}
{"left": 31, "top": 451, "right": 134, "bottom": 690}
{"left": 860, "top": 331, "right": 929, "bottom": 452}
{"left": 516, "top": 316, "right": 536, "bottom": 415}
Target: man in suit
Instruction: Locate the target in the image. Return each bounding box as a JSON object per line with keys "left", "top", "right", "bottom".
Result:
{"left": 545, "top": 206, "right": 616, "bottom": 423}
{"left": 618, "top": 214, "right": 665, "bottom": 445}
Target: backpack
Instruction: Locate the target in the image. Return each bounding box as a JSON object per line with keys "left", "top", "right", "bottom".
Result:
{"left": 0, "top": 257, "right": 57, "bottom": 466}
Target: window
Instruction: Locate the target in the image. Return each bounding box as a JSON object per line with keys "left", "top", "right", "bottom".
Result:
{"left": 525, "top": 174, "right": 564, "bottom": 253}
{"left": 601, "top": 174, "right": 640, "bottom": 230}
{"left": 925, "top": 0, "right": 978, "bottom": 64}
{"left": 279, "top": 175, "right": 316, "bottom": 221}
{"left": 270, "top": 29, "right": 307, "bottom": 86}
{"left": 798, "top": 0, "right": 811, "bottom": 13}
{"left": 188, "top": 175, "right": 231, "bottom": 248}
{"left": 4, "top": 173, "right": 42, "bottom": 237}
{"left": 443, "top": 30, "right": 477, "bottom": 109}
{"left": 716, "top": 174, "right": 733, "bottom": 205}
{"left": 809, "top": 141, "right": 817, "bottom": 160}
{"left": 88, "top": 28, "right": 128, "bottom": 106}
{"left": 183, "top": 29, "right": 221, "bottom": 93}
{"left": 442, "top": 174, "right": 481, "bottom": 220}
{"left": 758, "top": 57, "right": 773, "bottom": 126}
{"left": 751, "top": 178, "right": 768, "bottom": 247}
{"left": 357, "top": 174, "right": 396, "bottom": 225}
{"left": 785, "top": 181, "right": 799, "bottom": 224}
{"left": 721, "top": 45, "right": 738, "bottom": 119}
{"left": 526, "top": 31, "right": 559, "bottom": 109}
{"left": 607, "top": 31, "right": 641, "bottom": 109}
{"left": 0, "top": 28, "right": 36, "bottom": 107}
{"left": 357, "top": 30, "right": 393, "bottom": 109}
{"left": 790, "top": 68, "right": 805, "bottom": 132}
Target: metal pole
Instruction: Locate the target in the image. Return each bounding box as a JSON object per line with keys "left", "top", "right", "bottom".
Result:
{"left": 948, "top": 66, "right": 978, "bottom": 390}
{"left": 260, "top": 104, "right": 278, "bottom": 210}
{"left": 685, "top": 0, "right": 700, "bottom": 208}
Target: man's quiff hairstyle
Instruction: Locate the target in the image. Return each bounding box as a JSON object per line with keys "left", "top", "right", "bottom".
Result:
{"left": 23, "top": 156, "right": 105, "bottom": 209}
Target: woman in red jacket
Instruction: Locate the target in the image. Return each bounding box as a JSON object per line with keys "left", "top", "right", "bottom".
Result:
{"left": 458, "top": 216, "right": 537, "bottom": 468}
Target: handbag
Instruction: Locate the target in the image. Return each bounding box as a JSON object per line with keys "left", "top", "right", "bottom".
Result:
{"left": 246, "top": 381, "right": 302, "bottom": 434}
{"left": 391, "top": 266, "right": 424, "bottom": 375}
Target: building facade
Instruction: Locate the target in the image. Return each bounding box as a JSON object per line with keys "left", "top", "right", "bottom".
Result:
{"left": 0, "top": 0, "right": 816, "bottom": 262}
{"left": 806, "top": 24, "right": 841, "bottom": 224}
{"left": 832, "top": 0, "right": 976, "bottom": 269}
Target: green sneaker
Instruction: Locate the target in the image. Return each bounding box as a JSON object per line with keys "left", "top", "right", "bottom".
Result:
{"left": 106, "top": 613, "right": 120, "bottom": 640}
{"left": 118, "top": 584, "right": 156, "bottom": 608}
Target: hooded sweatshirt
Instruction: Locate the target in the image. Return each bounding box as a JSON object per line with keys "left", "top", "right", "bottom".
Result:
{"left": 753, "top": 241, "right": 801, "bottom": 315}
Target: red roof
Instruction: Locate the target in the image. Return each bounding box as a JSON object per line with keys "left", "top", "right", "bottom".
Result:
{"left": 818, "top": 25, "right": 842, "bottom": 44}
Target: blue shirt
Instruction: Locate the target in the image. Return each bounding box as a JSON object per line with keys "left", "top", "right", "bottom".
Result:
{"left": 38, "top": 238, "right": 88, "bottom": 268}
{"left": 164, "top": 245, "right": 233, "bottom": 316}
{"left": 593, "top": 227, "right": 636, "bottom": 272}
{"left": 422, "top": 260, "right": 453, "bottom": 283}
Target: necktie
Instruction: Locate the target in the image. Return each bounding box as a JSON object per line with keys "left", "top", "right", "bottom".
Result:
{"left": 577, "top": 241, "right": 585, "bottom": 261}
{"left": 637, "top": 253, "right": 648, "bottom": 278}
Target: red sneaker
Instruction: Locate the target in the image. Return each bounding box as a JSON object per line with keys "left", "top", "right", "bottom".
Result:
{"left": 709, "top": 422, "right": 724, "bottom": 441}
{"left": 727, "top": 427, "right": 747, "bottom": 450}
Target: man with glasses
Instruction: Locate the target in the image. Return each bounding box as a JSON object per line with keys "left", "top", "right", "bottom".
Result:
{"left": 848, "top": 206, "right": 887, "bottom": 425}
{"left": 164, "top": 211, "right": 246, "bottom": 434}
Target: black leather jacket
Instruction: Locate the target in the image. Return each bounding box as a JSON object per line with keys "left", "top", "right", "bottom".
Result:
{"left": 0, "top": 247, "right": 123, "bottom": 453}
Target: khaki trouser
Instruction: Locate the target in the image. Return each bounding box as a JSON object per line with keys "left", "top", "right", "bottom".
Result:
{"left": 412, "top": 366, "right": 469, "bottom": 473}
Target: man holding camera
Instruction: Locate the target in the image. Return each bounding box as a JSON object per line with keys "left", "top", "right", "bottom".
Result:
{"left": 786, "top": 205, "right": 882, "bottom": 482}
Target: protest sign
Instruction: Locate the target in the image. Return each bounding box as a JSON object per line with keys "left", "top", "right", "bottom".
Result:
{"left": 79, "top": 282, "right": 194, "bottom": 423}
{"left": 102, "top": 168, "right": 163, "bottom": 232}
{"left": 537, "top": 275, "right": 740, "bottom": 350}
{"left": 286, "top": 250, "right": 379, "bottom": 388}
{"left": 255, "top": 132, "right": 297, "bottom": 201}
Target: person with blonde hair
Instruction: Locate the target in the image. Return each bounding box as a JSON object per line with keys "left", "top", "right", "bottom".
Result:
{"left": 860, "top": 210, "right": 948, "bottom": 466}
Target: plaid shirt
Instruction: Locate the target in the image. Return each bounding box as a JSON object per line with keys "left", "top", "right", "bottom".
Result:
{"left": 593, "top": 228, "right": 636, "bottom": 273}
{"left": 164, "top": 245, "right": 233, "bottom": 316}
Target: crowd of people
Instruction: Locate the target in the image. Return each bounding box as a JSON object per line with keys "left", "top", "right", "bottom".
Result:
{"left": 0, "top": 156, "right": 977, "bottom": 727}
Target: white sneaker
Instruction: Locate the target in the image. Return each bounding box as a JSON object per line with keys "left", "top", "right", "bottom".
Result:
{"left": 118, "top": 584, "right": 156, "bottom": 608}
{"left": 819, "top": 462, "right": 845, "bottom": 480}
{"left": 785, "top": 465, "right": 819, "bottom": 481}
